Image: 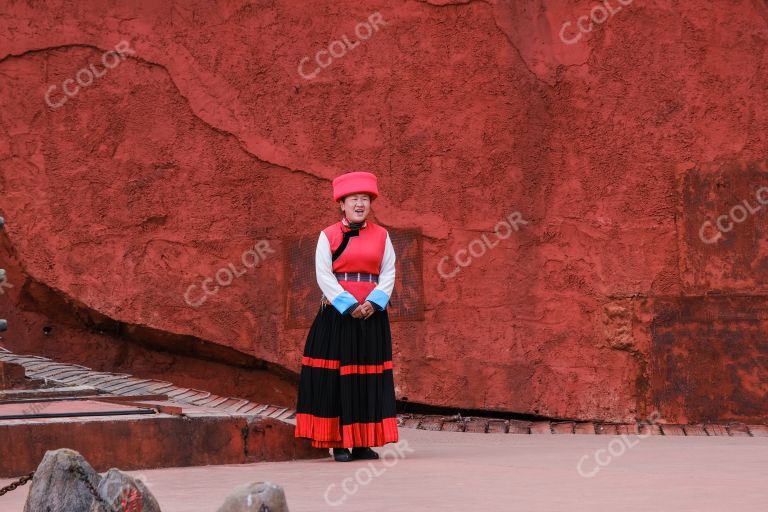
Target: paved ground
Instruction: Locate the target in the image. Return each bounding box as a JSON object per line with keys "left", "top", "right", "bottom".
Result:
{"left": 2, "top": 427, "right": 767, "bottom": 511}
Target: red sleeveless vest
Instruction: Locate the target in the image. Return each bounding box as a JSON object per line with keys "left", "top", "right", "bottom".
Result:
{"left": 322, "top": 220, "right": 387, "bottom": 303}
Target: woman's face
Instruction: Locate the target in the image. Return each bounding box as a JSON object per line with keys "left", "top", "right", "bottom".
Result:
{"left": 340, "top": 193, "right": 371, "bottom": 223}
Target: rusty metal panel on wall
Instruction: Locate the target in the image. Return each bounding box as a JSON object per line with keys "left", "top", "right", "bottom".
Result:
{"left": 650, "top": 296, "right": 768, "bottom": 423}
{"left": 678, "top": 160, "right": 768, "bottom": 293}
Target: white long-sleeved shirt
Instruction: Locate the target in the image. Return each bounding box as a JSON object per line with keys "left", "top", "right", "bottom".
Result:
{"left": 315, "top": 230, "right": 396, "bottom": 315}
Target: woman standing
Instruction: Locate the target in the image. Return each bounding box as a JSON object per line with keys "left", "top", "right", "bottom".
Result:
{"left": 294, "top": 171, "right": 399, "bottom": 462}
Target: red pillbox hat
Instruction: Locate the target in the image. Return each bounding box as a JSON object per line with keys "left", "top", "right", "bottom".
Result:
{"left": 332, "top": 171, "right": 379, "bottom": 201}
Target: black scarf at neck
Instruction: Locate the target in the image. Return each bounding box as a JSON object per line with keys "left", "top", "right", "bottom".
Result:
{"left": 342, "top": 217, "right": 366, "bottom": 230}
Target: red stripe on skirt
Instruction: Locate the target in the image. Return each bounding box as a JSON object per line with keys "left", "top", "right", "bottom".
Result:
{"left": 295, "top": 414, "right": 399, "bottom": 448}
{"left": 301, "top": 356, "right": 340, "bottom": 369}
{"left": 301, "top": 357, "right": 393, "bottom": 375}
{"left": 340, "top": 361, "right": 393, "bottom": 375}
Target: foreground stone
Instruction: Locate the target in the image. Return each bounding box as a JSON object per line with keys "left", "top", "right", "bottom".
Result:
{"left": 23, "top": 448, "right": 101, "bottom": 512}
{"left": 89, "top": 468, "right": 161, "bottom": 511}
{"left": 216, "top": 481, "right": 289, "bottom": 512}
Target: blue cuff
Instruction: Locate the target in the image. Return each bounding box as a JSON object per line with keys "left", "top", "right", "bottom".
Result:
{"left": 366, "top": 289, "right": 390, "bottom": 310}
{"left": 331, "top": 291, "right": 359, "bottom": 315}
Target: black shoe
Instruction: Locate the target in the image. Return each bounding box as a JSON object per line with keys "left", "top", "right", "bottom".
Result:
{"left": 351, "top": 447, "right": 380, "bottom": 460}
{"left": 333, "top": 448, "right": 353, "bottom": 462}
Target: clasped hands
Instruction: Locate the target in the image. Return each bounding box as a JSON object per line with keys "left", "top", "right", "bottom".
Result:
{"left": 351, "top": 300, "right": 375, "bottom": 320}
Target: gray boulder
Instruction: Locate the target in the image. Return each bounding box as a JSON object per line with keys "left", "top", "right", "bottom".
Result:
{"left": 23, "top": 448, "right": 101, "bottom": 512}
{"left": 88, "top": 468, "right": 161, "bottom": 512}
{"left": 216, "top": 481, "right": 289, "bottom": 512}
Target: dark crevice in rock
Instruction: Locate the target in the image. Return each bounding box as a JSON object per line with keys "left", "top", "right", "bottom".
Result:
{"left": 397, "top": 399, "right": 570, "bottom": 423}
{"left": 0, "top": 224, "right": 298, "bottom": 407}
{"left": 17, "top": 277, "right": 296, "bottom": 382}
{"left": 241, "top": 421, "right": 250, "bottom": 459}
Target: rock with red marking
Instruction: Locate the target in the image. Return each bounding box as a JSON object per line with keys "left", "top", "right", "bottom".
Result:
{"left": 89, "top": 468, "right": 161, "bottom": 512}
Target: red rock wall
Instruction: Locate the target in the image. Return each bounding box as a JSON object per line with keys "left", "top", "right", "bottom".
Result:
{"left": 0, "top": 0, "right": 767, "bottom": 423}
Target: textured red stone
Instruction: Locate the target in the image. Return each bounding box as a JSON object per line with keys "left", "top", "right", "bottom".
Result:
{"left": 660, "top": 424, "right": 686, "bottom": 436}
{"left": 595, "top": 424, "right": 618, "bottom": 435}
{"left": 507, "top": 420, "right": 532, "bottom": 434}
{"left": 615, "top": 424, "right": 639, "bottom": 435}
{"left": 487, "top": 420, "right": 508, "bottom": 433}
{"left": 0, "top": 362, "right": 25, "bottom": 389}
{"left": 638, "top": 423, "right": 662, "bottom": 436}
{"left": 551, "top": 422, "right": 575, "bottom": 434}
{"left": 530, "top": 422, "right": 553, "bottom": 435}
{"left": 441, "top": 421, "right": 465, "bottom": 433}
{"left": 704, "top": 424, "right": 729, "bottom": 437}
{"left": 0, "top": 1, "right": 767, "bottom": 425}
{"left": 747, "top": 425, "right": 768, "bottom": 437}
{"left": 682, "top": 425, "right": 708, "bottom": 436}
{"left": 726, "top": 423, "right": 752, "bottom": 437}
{"left": 464, "top": 419, "right": 489, "bottom": 433}
{"left": 573, "top": 422, "right": 595, "bottom": 435}
{"left": 419, "top": 419, "right": 444, "bottom": 431}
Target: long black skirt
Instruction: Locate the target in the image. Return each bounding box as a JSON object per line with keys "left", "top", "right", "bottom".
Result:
{"left": 294, "top": 302, "right": 399, "bottom": 448}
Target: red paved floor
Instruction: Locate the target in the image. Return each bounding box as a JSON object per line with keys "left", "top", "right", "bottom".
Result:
{"left": 2, "top": 427, "right": 767, "bottom": 511}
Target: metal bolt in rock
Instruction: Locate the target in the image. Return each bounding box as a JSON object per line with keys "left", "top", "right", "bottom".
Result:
{"left": 216, "top": 481, "right": 289, "bottom": 512}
